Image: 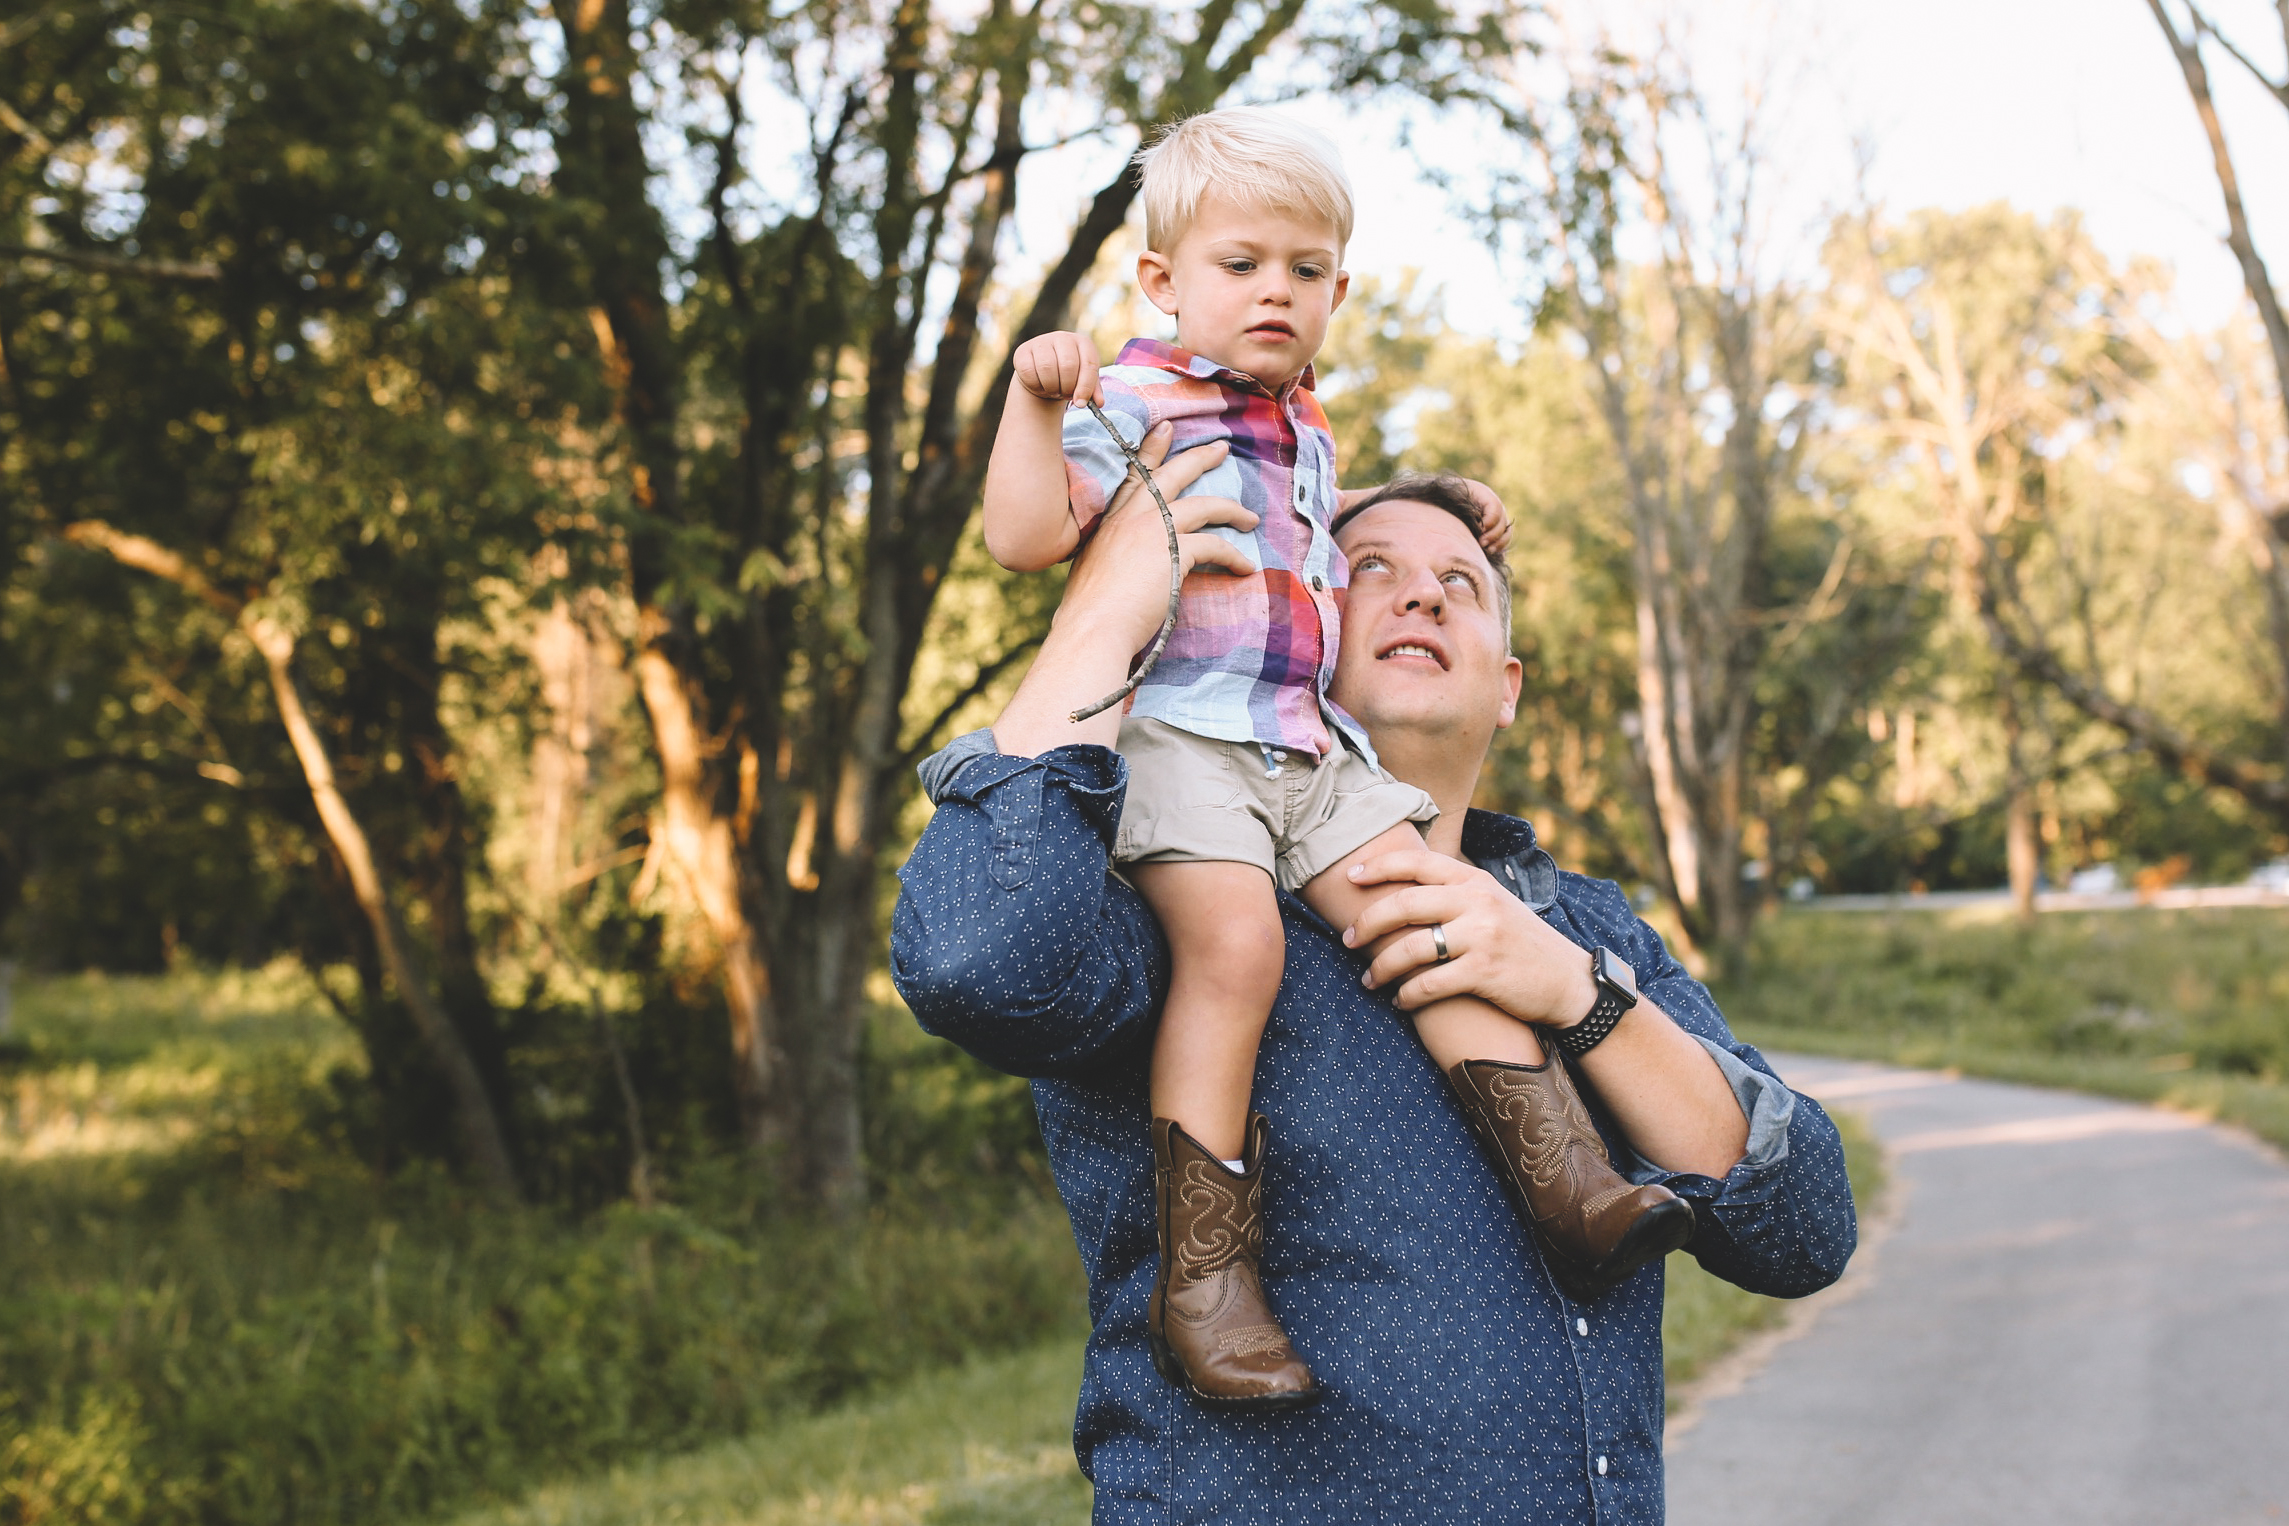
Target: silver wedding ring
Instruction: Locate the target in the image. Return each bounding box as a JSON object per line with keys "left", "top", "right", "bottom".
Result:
{"left": 1430, "top": 923, "right": 1452, "bottom": 963}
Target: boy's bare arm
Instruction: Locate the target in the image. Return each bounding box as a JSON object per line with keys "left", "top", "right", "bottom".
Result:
{"left": 983, "top": 332, "right": 1103, "bottom": 573}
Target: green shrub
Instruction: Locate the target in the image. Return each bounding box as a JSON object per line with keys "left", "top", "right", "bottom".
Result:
{"left": 1718, "top": 905, "right": 2289, "bottom": 1149}
{"left": 0, "top": 969, "right": 1085, "bottom": 1526}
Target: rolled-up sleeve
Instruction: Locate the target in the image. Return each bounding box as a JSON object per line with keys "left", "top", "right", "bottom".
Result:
{"left": 890, "top": 734, "right": 1167, "bottom": 1078}
{"left": 1551, "top": 873, "right": 1859, "bottom": 1300}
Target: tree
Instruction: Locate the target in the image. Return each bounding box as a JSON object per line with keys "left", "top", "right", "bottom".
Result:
{"left": 2, "top": 0, "right": 601, "bottom": 1196}
{"left": 2143, "top": 0, "right": 2289, "bottom": 789}
{"left": 1827, "top": 204, "right": 2289, "bottom": 883}
{"left": 544, "top": 0, "right": 1511, "bottom": 1205}
{"left": 1465, "top": 42, "right": 1833, "bottom": 963}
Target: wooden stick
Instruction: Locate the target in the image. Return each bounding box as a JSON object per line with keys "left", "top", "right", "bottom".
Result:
{"left": 1067, "top": 400, "right": 1184, "bottom": 723}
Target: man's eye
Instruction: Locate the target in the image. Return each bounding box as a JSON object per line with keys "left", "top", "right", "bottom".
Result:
{"left": 1353, "top": 554, "right": 1389, "bottom": 574}
{"left": 1442, "top": 571, "right": 1479, "bottom": 594}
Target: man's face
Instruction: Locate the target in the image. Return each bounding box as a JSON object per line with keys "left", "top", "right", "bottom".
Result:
{"left": 1137, "top": 193, "right": 1349, "bottom": 390}
{"left": 1330, "top": 500, "right": 1522, "bottom": 751}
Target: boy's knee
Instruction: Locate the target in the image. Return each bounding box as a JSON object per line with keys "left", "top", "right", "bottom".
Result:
{"left": 1186, "top": 904, "right": 1286, "bottom": 994}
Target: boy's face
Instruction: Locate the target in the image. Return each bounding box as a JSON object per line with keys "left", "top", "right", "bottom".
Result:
{"left": 1137, "top": 192, "right": 1349, "bottom": 389}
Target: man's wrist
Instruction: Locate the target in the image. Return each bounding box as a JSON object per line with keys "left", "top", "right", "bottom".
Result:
{"left": 1542, "top": 964, "right": 1600, "bottom": 1032}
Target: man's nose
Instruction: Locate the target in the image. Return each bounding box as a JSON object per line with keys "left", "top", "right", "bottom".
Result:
{"left": 1398, "top": 569, "right": 1445, "bottom": 617}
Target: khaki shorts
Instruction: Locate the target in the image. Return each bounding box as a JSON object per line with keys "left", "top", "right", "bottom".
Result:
{"left": 1113, "top": 717, "right": 1439, "bottom": 893}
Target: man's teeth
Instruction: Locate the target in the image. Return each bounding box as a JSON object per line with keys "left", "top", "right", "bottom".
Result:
{"left": 1387, "top": 644, "right": 1437, "bottom": 660}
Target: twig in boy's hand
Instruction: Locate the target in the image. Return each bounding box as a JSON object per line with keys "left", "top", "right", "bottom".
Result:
{"left": 1068, "top": 400, "right": 1185, "bottom": 724}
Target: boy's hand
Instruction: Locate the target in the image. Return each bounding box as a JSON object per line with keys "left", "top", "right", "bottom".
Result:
{"left": 1460, "top": 479, "right": 1512, "bottom": 555}
{"left": 1013, "top": 331, "right": 1102, "bottom": 406}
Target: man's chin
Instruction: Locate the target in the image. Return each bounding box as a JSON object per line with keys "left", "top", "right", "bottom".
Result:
{"left": 1343, "top": 697, "right": 1483, "bottom": 751}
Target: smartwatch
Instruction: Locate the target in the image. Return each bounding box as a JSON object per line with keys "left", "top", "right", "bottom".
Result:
{"left": 1553, "top": 946, "right": 1638, "bottom": 1057}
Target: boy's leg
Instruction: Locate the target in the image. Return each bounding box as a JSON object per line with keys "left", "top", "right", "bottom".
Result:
{"left": 1301, "top": 824, "right": 1694, "bottom": 1301}
{"left": 1128, "top": 857, "right": 1320, "bottom": 1411}
{"left": 1128, "top": 859, "right": 1285, "bottom": 1161}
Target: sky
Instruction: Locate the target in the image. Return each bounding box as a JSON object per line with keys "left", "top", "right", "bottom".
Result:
{"left": 1009, "top": 0, "right": 2289, "bottom": 341}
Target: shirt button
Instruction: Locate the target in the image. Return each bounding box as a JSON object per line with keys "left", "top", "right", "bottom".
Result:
{"left": 1506, "top": 862, "right": 1519, "bottom": 881}
{"left": 1596, "top": 1456, "right": 1609, "bottom": 1477}
{"left": 1576, "top": 1317, "right": 1589, "bottom": 1337}
{"left": 1311, "top": 575, "right": 1326, "bottom": 592}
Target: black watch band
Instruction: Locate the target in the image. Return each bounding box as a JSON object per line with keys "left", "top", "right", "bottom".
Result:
{"left": 1553, "top": 946, "right": 1638, "bottom": 1057}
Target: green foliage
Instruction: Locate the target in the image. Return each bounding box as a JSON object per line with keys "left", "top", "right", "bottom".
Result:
{"left": 1719, "top": 906, "right": 2289, "bottom": 1149}
{"left": 0, "top": 969, "right": 1082, "bottom": 1526}
{"left": 443, "top": 1340, "right": 1093, "bottom": 1526}
{"left": 429, "top": 1116, "right": 1895, "bottom": 1523}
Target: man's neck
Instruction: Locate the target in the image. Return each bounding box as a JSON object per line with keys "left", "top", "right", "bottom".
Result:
{"left": 1371, "top": 725, "right": 1489, "bottom": 861}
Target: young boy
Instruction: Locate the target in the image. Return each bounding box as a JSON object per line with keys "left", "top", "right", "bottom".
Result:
{"left": 981, "top": 108, "right": 1693, "bottom": 1412}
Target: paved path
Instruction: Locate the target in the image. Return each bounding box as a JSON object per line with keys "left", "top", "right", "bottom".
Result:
{"left": 1666, "top": 1055, "right": 2289, "bottom": 1526}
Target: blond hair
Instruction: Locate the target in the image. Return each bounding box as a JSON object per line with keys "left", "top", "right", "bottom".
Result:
{"left": 1134, "top": 108, "right": 1354, "bottom": 253}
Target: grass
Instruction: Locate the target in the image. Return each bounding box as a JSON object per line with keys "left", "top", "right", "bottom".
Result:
{"left": 1715, "top": 904, "right": 2289, "bottom": 1152}
{"left": 1659, "top": 1108, "right": 1884, "bottom": 1405}
{"left": 0, "top": 933, "right": 1953, "bottom": 1525}
{"left": 442, "top": 1341, "right": 1093, "bottom": 1526}
{"left": 437, "top": 1112, "right": 1890, "bottom": 1525}
{"left": 0, "top": 966, "right": 1085, "bottom": 1526}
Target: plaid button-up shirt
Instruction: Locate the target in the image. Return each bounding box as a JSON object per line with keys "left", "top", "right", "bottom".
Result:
{"left": 1063, "top": 338, "right": 1362, "bottom": 761}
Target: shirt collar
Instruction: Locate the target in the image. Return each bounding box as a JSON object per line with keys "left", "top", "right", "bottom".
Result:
{"left": 1113, "top": 337, "right": 1317, "bottom": 398}
{"left": 1461, "top": 808, "right": 1539, "bottom": 862}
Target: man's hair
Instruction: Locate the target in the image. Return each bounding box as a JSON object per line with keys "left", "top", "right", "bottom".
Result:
{"left": 1133, "top": 108, "right": 1354, "bottom": 254}
{"left": 1332, "top": 473, "right": 1514, "bottom": 637}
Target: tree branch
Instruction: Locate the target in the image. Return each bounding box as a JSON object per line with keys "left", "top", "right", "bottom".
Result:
{"left": 2146, "top": 0, "right": 2289, "bottom": 445}
{"left": 1979, "top": 577, "right": 2289, "bottom": 820}
{"left": 899, "top": 631, "right": 1045, "bottom": 767}
{"left": 2, "top": 241, "right": 222, "bottom": 282}
{"left": 2188, "top": 2, "right": 2289, "bottom": 107}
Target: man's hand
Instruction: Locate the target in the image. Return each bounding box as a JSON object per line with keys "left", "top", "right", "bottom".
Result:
{"left": 1057, "top": 426, "right": 1254, "bottom": 651}
{"left": 993, "top": 427, "right": 1257, "bottom": 756}
{"left": 1013, "top": 330, "right": 1103, "bottom": 406}
{"left": 1340, "top": 848, "right": 1596, "bottom": 1023}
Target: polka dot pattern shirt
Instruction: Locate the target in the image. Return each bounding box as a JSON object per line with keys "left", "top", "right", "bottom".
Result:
{"left": 894, "top": 739, "right": 1858, "bottom": 1525}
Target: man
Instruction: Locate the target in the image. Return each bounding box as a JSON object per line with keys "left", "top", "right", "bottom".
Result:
{"left": 892, "top": 430, "right": 1856, "bottom": 1523}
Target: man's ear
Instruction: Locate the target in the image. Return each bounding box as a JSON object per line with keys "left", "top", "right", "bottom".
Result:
{"left": 1137, "top": 249, "right": 1179, "bottom": 317}
{"left": 1494, "top": 654, "right": 1523, "bottom": 730}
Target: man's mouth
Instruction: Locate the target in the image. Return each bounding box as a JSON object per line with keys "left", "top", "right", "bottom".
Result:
{"left": 1377, "top": 639, "right": 1448, "bottom": 669}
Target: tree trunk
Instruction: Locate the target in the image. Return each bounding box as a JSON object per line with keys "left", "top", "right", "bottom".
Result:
{"left": 633, "top": 641, "right": 787, "bottom": 1155}
{"left": 553, "top": 0, "right": 796, "bottom": 1163}
{"left": 2146, "top": 0, "right": 2289, "bottom": 446}
{"left": 2000, "top": 682, "right": 2039, "bottom": 924}
{"left": 250, "top": 619, "right": 523, "bottom": 1200}
{"left": 62, "top": 520, "right": 522, "bottom": 1200}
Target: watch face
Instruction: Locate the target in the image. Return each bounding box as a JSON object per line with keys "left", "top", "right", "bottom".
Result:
{"left": 1595, "top": 946, "right": 1638, "bottom": 999}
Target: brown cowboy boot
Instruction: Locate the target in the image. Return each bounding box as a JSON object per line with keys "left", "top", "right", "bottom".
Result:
{"left": 1148, "top": 1114, "right": 1322, "bottom": 1412}
{"left": 1446, "top": 1056, "right": 1697, "bottom": 1302}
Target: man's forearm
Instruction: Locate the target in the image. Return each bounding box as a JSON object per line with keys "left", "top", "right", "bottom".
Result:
{"left": 992, "top": 610, "right": 1136, "bottom": 757}
{"left": 1573, "top": 1000, "right": 1749, "bottom": 1177}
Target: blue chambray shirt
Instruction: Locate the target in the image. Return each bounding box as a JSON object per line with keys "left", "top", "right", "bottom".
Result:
{"left": 891, "top": 737, "right": 1856, "bottom": 1525}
